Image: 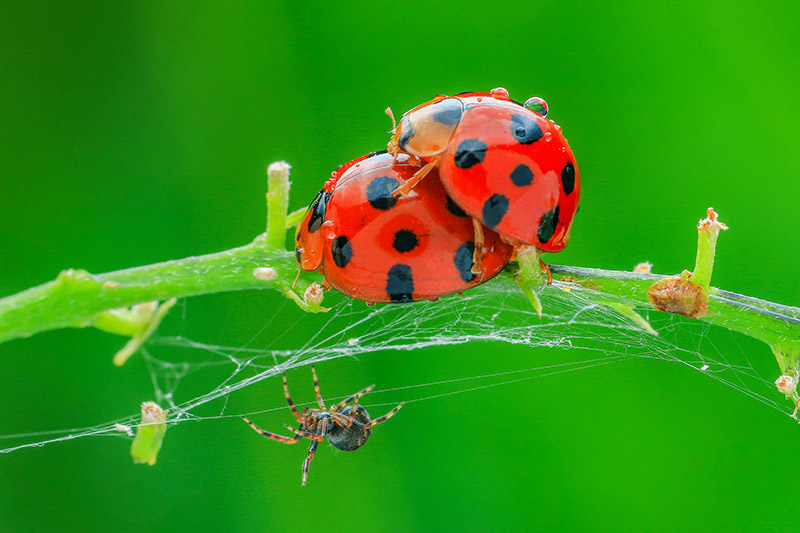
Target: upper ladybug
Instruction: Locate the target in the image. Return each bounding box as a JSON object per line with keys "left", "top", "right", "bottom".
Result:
{"left": 295, "top": 151, "right": 514, "bottom": 304}
{"left": 387, "top": 87, "right": 580, "bottom": 253}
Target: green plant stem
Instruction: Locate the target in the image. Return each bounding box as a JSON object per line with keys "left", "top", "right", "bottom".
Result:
{"left": 546, "top": 265, "right": 800, "bottom": 368}
{"left": 2, "top": 252, "right": 798, "bottom": 359}
{"left": 265, "top": 161, "right": 291, "bottom": 249}
{"left": 0, "top": 160, "right": 797, "bottom": 399}
{"left": 0, "top": 242, "right": 301, "bottom": 344}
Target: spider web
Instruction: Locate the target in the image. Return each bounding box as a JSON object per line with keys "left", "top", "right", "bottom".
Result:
{"left": 0, "top": 276, "right": 791, "bottom": 454}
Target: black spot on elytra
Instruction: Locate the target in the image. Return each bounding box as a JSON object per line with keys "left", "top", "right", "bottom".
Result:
{"left": 561, "top": 162, "right": 575, "bottom": 195}
{"left": 331, "top": 236, "right": 352, "bottom": 268}
{"left": 510, "top": 164, "right": 534, "bottom": 187}
{"left": 454, "top": 139, "right": 487, "bottom": 169}
{"left": 397, "top": 118, "right": 414, "bottom": 152}
{"left": 392, "top": 229, "right": 419, "bottom": 253}
{"left": 511, "top": 114, "right": 543, "bottom": 144}
{"left": 454, "top": 242, "right": 477, "bottom": 282}
{"left": 482, "top": 194, "right": 509, "bottom": 229}
{"left": 446, "top": 196, "right": 468, "bottom": 218}
{"left": 431, "top": 99, "right": 463, "bottom": 125}
{"left": 386, "top": 264, "right": 414, "bottom": 303}
{"left": 366, "top": 176, "right": 399, "bottom": 210}
{"left": 306, "top": 191, "right": 332, "bottom": 232}
{"left": 537, "top": 206, "right": 561, "bottom": 244}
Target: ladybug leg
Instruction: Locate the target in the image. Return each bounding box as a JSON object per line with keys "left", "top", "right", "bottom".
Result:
{"left": 292, "top": 266, "right": 301, "bottom": 289}
{"left": 385, "top": 107, "right": 397, "bottom": 133}
{"left": 538, "top": 258, "right": 553, "bottom": 285}
{"left": 471, "top": 219, "right": 485, "bottom": 279}
{"left": 391, "top": 156, "right": 441, "bottom": 198}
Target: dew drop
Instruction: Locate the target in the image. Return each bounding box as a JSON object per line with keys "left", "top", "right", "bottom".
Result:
{"left": 321, "top": 220, "right": 336, "bottom": 240}
{"left": 524, "top": 96, "right": 548, "bottom": 117}
{"left": 544, "top": 131, "right": 553, "bottom": 142}
{"left": 477, "top": 97, "right": 483, "bottom": 102}
{"left": 490, "top": 87, "right": 509, "bottom": 99}
{"left": 348, "top": 287, "right": 359, "bottom": 298}
{"left": 366, "top": 301, "right": 376, "bottom": 307}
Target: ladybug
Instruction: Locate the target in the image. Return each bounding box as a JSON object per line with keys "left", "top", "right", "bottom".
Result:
{"left": 295, "top": 151, "right": 514, "bottom": 304}
{"left": 386, "top": 87, "right": 580, "bottom": 253}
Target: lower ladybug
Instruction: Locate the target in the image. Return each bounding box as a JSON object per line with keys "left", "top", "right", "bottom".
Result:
{"left": 295, "top": 152, "right": 514, "bottom": 303}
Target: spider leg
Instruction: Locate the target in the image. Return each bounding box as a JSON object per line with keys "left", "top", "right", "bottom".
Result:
{"left": 311, "top": 365, "right": 326, "bottom": 409}
{"left": 283, "top": 373, "right": 302, "bottom": 423}
{"left": 242, "top": 417, "right": 302, "bottom": 444}
{"left": 332, "top": 384, "right": 375, "bottom": 413}
{"left": 330, "top": 413, "right": 350, "bottom": 427}
{"left": 283, "top": 424, "right": 325, "bottom": 442}
{"left": 301, "top": 439, "right": 320, "bottom": 487}
{"left": 301, "top": 419, "right": 328, "bottom": 487}
{"left": 345, "top": 386, "right": 374, "bottom": 428}
{"left": 364, "top": 402, "right": 405, "bottom": 430}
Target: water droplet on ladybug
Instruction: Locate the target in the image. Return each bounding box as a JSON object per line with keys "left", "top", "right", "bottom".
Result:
{"left": 366, "top": 301, "right": 376, "bottom": 307}
{"left": 321, "top": 220, "right": 336, "bottom": 240}
{"left": 349, "top": 287, "right": 359, "bottom": 298}
{"left": 477, "top": 97, "right": 483, "bottom": 103}
{"left": 490, "top": 87, "right": 509, "bottom": 99}
{"left": 524, "top": 96, "right": 548, "bottom": 117}
{"left": 544, "top": 131, "right": 553, "bottom": 142}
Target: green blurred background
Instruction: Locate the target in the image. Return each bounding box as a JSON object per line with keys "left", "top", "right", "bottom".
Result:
{"left": 1, "top": 1, "right": 799, "bottom": 531}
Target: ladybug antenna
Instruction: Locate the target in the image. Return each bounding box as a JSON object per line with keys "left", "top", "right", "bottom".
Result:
{"left": 385, "top": 107, "right": 396, "bottom": 132}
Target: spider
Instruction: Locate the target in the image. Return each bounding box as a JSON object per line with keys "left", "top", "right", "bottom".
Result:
{"left": 242, "top": 366, "right": 405, "bottom": 486}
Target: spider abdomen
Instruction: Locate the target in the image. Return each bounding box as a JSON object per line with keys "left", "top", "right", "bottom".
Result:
{"left": 329, "top": 406, "right": 372, "bottom": 451}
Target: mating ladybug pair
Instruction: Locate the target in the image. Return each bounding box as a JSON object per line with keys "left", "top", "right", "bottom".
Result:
{"left": 295, "top": 87, "right": 581, "bottom": 304}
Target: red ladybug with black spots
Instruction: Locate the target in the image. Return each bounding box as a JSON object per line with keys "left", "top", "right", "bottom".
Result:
{"left": 295, "top": 151, "right": 514, "bottom": 304}
{"left": 387, "top": 87, "right": 580, "bottom": 257}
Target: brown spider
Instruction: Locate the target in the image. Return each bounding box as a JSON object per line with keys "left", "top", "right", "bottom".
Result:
{"left": 242, "top": 366, "right": 404, "bottom": 486}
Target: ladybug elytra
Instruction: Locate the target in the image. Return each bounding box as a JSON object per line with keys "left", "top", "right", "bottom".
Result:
{"left": 295, "top": 152, "right": 514, "bottom": 304}
{"left": 387, "top": 88, "right": 580, "bottom": 253}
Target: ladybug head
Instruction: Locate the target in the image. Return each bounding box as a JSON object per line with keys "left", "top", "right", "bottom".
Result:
{"left": 387, "top": 96, "right": 464, "bottom": 158}
{"left": 294, "top": 190, "right": 330, "bottom": 271}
